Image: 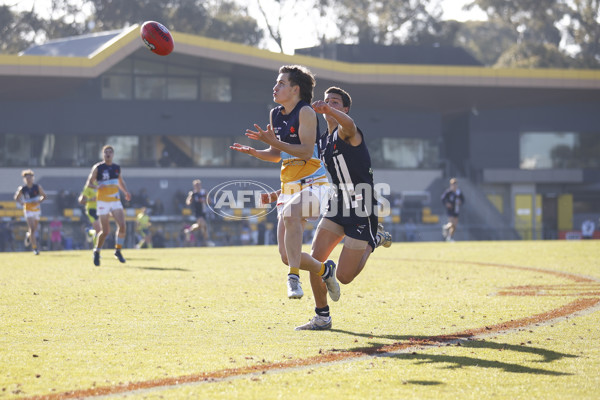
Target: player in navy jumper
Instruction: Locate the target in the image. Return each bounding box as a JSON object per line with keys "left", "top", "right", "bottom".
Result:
{"left": 295, "top": 87, "right": 392, "bottom": 330}
{"left": 441, "top": 178, "right": 465, "bottom": 242}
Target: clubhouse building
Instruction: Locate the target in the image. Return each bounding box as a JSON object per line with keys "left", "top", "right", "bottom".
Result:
{"left": 0, "top": 25, "right": 599, "bottom": 245}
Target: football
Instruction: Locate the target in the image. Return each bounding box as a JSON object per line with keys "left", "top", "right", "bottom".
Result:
{"left": 140, "top": 21, "right": 174, "bottom": 56}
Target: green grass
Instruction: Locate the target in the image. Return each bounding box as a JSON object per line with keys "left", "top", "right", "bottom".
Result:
{"left": 1, "top": 240, "right": 599, "bottom": 399}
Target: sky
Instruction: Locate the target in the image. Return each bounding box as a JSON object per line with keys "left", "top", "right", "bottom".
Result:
{"left": 1, "top": 0, "right": 487, "bottom": 54}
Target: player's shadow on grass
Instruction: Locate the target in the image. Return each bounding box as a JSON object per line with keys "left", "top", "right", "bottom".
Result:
{"left": 43, "top": 253, "right": 83, "bottom": 258}
{"left": 330, "top": 330, "right": 576, "bottom": 376}
{"left": 382, "top": 352, "right": 572, "bottom": 376}
{"left": 136, "top": 266, "right": 190, "bottom": 272}
{"left": 118, "top": 265, "right": 191, "bottom": 272}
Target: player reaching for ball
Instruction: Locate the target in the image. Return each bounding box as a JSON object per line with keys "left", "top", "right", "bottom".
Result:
{"left": 85, "top": 145, "right": 131, "bottom": 266}
{"left": 296, "top": 87, "right": 392, "bottom": 330}
{"left": 230, "top": 65, "right": 335, "bottom": 300}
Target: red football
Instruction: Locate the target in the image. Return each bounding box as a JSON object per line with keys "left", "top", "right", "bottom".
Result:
{"left": 140, "top": 21, "right": 174, "bottom": 56}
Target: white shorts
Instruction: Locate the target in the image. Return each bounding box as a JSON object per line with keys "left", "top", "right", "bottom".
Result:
{"left": 277, "top": 183, "right": 331, "bottom": 222}
{"left": 97, "top": 200, "right": 124, "bottom": 216}
{"left": 24, "top": 210, "right": 41, "bottom": 220}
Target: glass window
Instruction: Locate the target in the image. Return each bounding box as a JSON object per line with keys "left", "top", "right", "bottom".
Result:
{"left": 108, "top": 59, "right": 133, "bottom": 74}
{"left": 192, "top": 137, "right": 231, "bottom": 166}
{"left": 231, "top": 136, "right": 268, "bottom": 168}
{"left": 369, "top": 137, "right": 439, "bottom": 169}
{"left": 520, "top": 132, "right": 600, "bottom": 169}
{"left": 168, "top": 65, "right": 198, "bottom": 76}
{"left": 102, "top": 75, "right": 133, "bottom": 99}
{"left": 134, "top": 59, "right": 167, "bottom": 75}
{"left": 0, "top": 134, "right": 33, "bottom": 166}
{"left": 135, "top": 76, "right": 167, "bottom": 99}
{"left": 167, "top": 77, "right": 197, "bottom": 100}
{"left": 200, "top": 73, "right": 232, "bottom": 102}
{"left": 49, "top": 135, "right": 78, "bottom": 166}
{"left": 105, "top": 136, "right": 139, "bottom": 166}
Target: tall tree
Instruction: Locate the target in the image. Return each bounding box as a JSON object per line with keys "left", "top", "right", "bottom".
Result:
{"left": 564, "top": 0, "right": 600, "bottom": 68}
{"left": 87, "top": 0, "right": 263, "bottom": 46}
{"left": 439, "top": 19, "right": 519, "bottom": 66}
{"left": 332, "top": 0, "right": 437, "bottom": 45}
{"left": 470, "top": 0, "right": 598, "bottom": 68}
{"left": 254, "top": 0, "right": 331, "bottom": 53}
{"left": 0, "top": 0, "right": 264, "bottom": 54}
{"left": 0, "top": 6, "right": 40, "bottom": 54}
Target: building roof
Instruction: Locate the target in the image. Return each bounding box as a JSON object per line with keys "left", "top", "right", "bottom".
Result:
{"left": 295, "top": 43, "right": 484, "bottom": 66}
{"left": 21, "top": 29, "right": 125, "bottom": 57}
{"left": 0, "top": 25, "right": 599, "bottom": 112}
{"left": 0, "top": 24, "right": 598, "bottom": 90}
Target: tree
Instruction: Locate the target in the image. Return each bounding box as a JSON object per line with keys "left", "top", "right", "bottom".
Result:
{"left": 0, "top": 1, "right": 88, "bottom": 54}
{"left": 0, "top": 0, "right": 264, "bottom": 54}
{"left": 444, "top": 19, "right": 519, "bottom": 66}
{"left": 0, "top": 6, "right": 40, "bottom": 54}
{"left": 87, "top": 0, "right": 263, "bottom": 46}
{"left": 470, "top": 0, "right": 599, "bottom": 68}
{"left": 254, "top": 0, "right": 331, "bottom": 53}
{"left": 495, "top": 41, "right": 575, "bottom": 68}
{"left": 332, "top": 0, "right": 438, "bottom": 45}
{"left": 565, "top": 0, "right": 600, "bottom": 68}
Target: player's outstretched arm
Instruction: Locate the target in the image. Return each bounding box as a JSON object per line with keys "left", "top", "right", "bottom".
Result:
{"left": 230, "top": 142, "right": 281, "bottom": 163}
{"left": 312, "top": 100, "right": 358, "bottom": 142}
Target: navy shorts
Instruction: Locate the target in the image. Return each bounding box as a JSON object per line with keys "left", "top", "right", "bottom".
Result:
{"left": 325, "top": 200, "right": 378, "bottom": 249}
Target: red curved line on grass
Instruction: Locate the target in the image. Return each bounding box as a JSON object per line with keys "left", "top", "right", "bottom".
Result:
{"left": 18, "top": 261, "right": 600, "bottom": 400}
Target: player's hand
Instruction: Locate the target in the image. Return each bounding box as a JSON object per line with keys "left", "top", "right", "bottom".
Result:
{"left": 245, "top": 124, "right": 277, "bottom": 146}
{"left": 124, "top": 192, "right": 131, "bottom": 202}
{"left": 311, "top": 100, "right": 331, "bottom": 114}
{"left": 78, "top": 195, "right": 86, "bottom": 205}
{"left": 230, "top": 143, "right": 256, "bottom": 156}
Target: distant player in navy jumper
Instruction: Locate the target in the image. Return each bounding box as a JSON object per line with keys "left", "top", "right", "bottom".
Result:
{"left": 14, "top": 169, "right": 47, "bottom": 255}
{"left": 184, "top": 179, "right": 211, "bottom": 245}
{"left": 230, "top": 65, "right": 332, "bottom": 300}
{"left": 441, "top": 178, "right": 465, "bottom": 242}
{"left": 293, "top": 86, "right": 392, "bottom": 331}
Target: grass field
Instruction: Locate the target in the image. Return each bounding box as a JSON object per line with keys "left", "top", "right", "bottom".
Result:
{"left": 1, "top": 240, "right": 599, "bottom": 399}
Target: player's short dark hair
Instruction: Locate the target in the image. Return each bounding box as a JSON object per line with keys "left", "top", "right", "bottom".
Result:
{"left": 325, "top": 87, "right": 352, "bottom": 110}
{"left": 279, "top": 65, "right": 315, "bottom": 104}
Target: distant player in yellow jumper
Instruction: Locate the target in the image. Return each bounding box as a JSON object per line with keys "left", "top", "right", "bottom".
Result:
{"left": 135, "top": 207, "right": 152, "bottom": 249}
{"left": 78, "top": 184, "right": 101, "bottom": 247}
{"left": 14, "top": 169, "right": 47, "bottom": 255}
{"left": 85, "top": 145, "right": 131, "bottom": 266}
